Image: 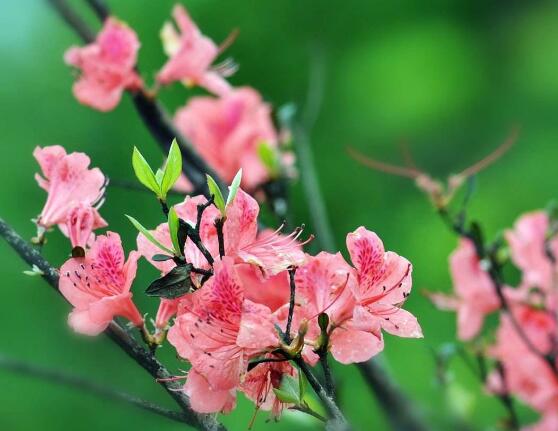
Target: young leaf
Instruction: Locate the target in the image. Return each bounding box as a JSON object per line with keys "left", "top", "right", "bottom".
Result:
{"left": 132, "top": 147, "right": 161, "bottom": 196}
{"left": 257, "top": 142, "right": 280, "bottom": 177}
{"left": 226, "top": 168, "right": 243, "bottom": 207}
{"left": 126, "top": 215, "right": 175, "bottom": 255}
{"left": 168, "top": 207, "right": 182, "bottom": 256}
{"left": 152, "top": 254, "right": 174, "bottom": 262}
{"left": 206, "top": 174, "right": 226, "bottom": 215}
{"left": 160, "top": 139, "right": 183, "bottom": 198}
{"left": 146, "top": 264, "right": 193, "bottom": 299}
{"left": 272, "top": 374, "right": 301, "bottom": 404}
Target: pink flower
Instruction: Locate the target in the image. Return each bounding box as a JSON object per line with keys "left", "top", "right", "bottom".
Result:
{"left": 65, "top": 18, "right": 142, "bottom": 111}
{"left": 488, "top": 305, "right": 558, "bottom": 413}
{"left": 63, "top": 203, "right": 107, "bottom": 249}
{"left": 240, "top": 357, "right": 297, "bottom": 418}
{"left": 34, "top": 146, "right": 106, "bottom": 229}
{"left": 59, "top": 232, "right": 143, "bottom": 335}
{"left": 157, "top": 4, "right": 232, "bottom": 95}
{"left": 174, "top": 88, "right": 279, "bottom": 190}
{"left": 428, "top": 238, "right": 500, "bottom": 340}
{"left": 524, "top": 412, "right": 558, "bottom": 431}
{"left": 236, "top": 264, "right": 290, "bottom": 312}
{"left": 224, "top": 189, "right": 307, "bottom": 275}
{"left": 167, "top": 258, "right": 278, "bottom": 413}
{"left": 289, "top": 252, "right": 366, "bottom": 364}
{"left": 344, "top": 227, "right": 422, "bottom": 352}
{"left": 506, "top": 211, "right": 558, "bottom": 294}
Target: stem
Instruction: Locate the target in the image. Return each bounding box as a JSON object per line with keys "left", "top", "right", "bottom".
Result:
{"left": 293, "top": 357, "right": 350, "bottom": 431}
{"left": 84, "top": 0, "right": 109, "bottom": 20}
{"left": 285, "top": 267, "right": 297, "bottom": 343}
{"left": 290, "top": 404, "right": 327, "bottom": 423}
{"left": 319, "top": 352, "right": 335, "bottom": 398}
{"left": 0, "top": 217, "right": 226, "bottom": 431}
{"left": 495, "top": 362, "right": 520, "bottom": 431}
{"left": 215, "top": 218, "right": 225, "bottom": 259}
{"left": 0, "top": 354, "right": 188, "bottom": 424}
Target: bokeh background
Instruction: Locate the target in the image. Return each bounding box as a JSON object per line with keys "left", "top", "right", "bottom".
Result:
{"left": 1, "top": 0, "right": 558, "bottom": 429}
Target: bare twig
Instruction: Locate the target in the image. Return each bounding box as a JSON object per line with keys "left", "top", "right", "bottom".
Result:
{"left": 0, "top": 217, "right": 226, "bottom": 431}
{"left": 0, "top": 354, "right": 188, "bottom": 424}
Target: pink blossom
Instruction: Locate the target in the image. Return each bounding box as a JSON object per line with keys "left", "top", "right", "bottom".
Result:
{"left": 223, "top": 189, "right": 306, "bottom": 275}
{"left": 63, "top": 203, "right": 107, "bottom": 249}
{"left": 236, "top": 264, "right": 290, "bottom": 312}
{"left": 488, "top": 305, "right": 558, "bottom": 413}
{"left": 59, "top": 232, "right": 143, "bottom": 335}
{"left": 65, "top": 18, "right": 142, "bottom": 111}
{"left": 293, "top": 251, "right": 381, "bottom": 364}
{"left": 429, "top": 238, "right": 500, "bottom": 340}
{"left": 34, "top": 146, "right": 106, "bottom": 229}
{"left": 174, "top": 88, "right": 278, "bottom": 190}
{"left": 167, "top": 258, "right": 278, "bottom": 413}
{"left": 344, "top": 227, "right": 422, "bottom": 356}
{"left": 157, "top": 4, "right": 231, "bottom": 95}
{"left": 524, "top": 412, "right": 558, "bottom": 431}
{"left": 506, "top": 211, "right": 558, "bottom": 294}
{"left": 240, "top": 357, "right": 297, "bottom": 418}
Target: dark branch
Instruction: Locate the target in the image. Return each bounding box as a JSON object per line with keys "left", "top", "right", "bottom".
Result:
{"left": 0, "top": 217, "right": 226, "bottom": 431}
{"left": 0, "top": 354, "right": 188, "bottom": 424}
{"left": 285, "top": 267, "right": 297, "bottom": 343}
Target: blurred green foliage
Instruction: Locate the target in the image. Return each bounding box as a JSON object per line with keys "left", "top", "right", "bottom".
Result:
{"left": 1, "top": 0, "right": 558, "bottom": 430}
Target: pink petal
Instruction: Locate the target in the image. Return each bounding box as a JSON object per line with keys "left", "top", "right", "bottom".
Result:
{"left": 330, "top": 327, "right": 384, "bottom": 364}
{"left": 184, "top": 369, "right": 236, "bottom": 414}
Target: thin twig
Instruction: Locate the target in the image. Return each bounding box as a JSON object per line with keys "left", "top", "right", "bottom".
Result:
{"left": 0, "top": 217, "right": 226, "bottom": 431}
{"left": 319, "top": 353, "right": 335, "bottom": 398}
{"left": 285, "top": 267, "right": 297, "bottom": 342}
{"left": 0, "top": 354, "right": 188, "bottom": 424}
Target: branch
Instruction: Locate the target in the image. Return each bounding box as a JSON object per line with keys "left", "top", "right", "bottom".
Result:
{"left": 293, "top": 357, "right": 350, "bottom": 431}
{"left": 0, "top": 217, "right": 226, "bottom": 431}
{"left": 358, "top": 360, "right": 428, "bottom": 431}
{"left": 0, "top": 354, "right": 188, "bottom": 424}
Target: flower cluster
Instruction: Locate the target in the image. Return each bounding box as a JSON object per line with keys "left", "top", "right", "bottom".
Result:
{"left": 431, "top": 211, "right": 558, "bottom": 430}
{"left": 64, "top": 5, "right": 291, "bottom": 192}
{"left": 34, "top": 143, "right": 422, "bottom": 419}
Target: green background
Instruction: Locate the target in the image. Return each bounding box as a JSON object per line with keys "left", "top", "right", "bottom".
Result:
{"left": 1, "top": 0, "right": 557, "bottom": 429}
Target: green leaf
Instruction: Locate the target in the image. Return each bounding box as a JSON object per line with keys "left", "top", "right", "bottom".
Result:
{"left": 132, "top": 147, "right": 161, "bottom": 196}
{"left": 155, "top": 168, "right": 164, "bottom": 186}
{"left": 160, "top": 139, "right": 182, "bottom": 199}
{"left": 126, "top": 215, "right": 175, "bottom": 255}
{"left": 272, "top": 374, "right": 301, "bottom": 404}
{"left": 168, "top": 207, "right": 181, "bottom": 256}
{"left": 257, "top": 142, "right": 280, "bottom": 177}
{"left": 152, "top": 254, "right": 174, "bottom": 262}
{"left": 206, "top": 174, "right": 226, "bottom": 216}
{"left": 226, "top": 168, "right": 243, "bottom": 207}
{"left": 146, "top": 264, "right": 193, "bottom": 299}
{"left": 298, "top": 369, "right": 306, "bottom": 401}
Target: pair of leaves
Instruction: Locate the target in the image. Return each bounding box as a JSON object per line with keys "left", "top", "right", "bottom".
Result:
{"left": 273, "top": 372, "right": 306, "bottom": 405}
{"left": 132, "top": 139, "right": 182, "bottom": 201}
{"left": 146, "top": 264, "right": 193, "bottom": 299}
{"left": 206, "top": 169, "right": 242, "bottom": 217}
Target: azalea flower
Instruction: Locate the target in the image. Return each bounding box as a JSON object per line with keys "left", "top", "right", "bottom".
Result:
{"left": 240, "top": 356, "right": 297, "bottom": 418}
{"left": 34, "top": 146, "right": 106, "bottom": 230}
{"left": 345, "top": 227, "right": 422, "bottom": 344}
{"left": 428, "top": 238, "right": 500, "bottom": 340}
{"left": 167, "top": 258, "right": 278, "bottom": 413}
{"left": 223, "top": 189, "right": 307, "bottom": 275}
{"left": 174, "top": 88, "right": 279, "bottom": 190}
{"left": 59, "top": 232, "right": 143, "bottom": 335}
{"left": 488, "top": 304, "right": 558, "bottom": 414}
{"left": 63, "top": 203, "right": 107, "bottom": 249}
{"left": 65, "top": 17, "right": 142, "bottom": 111}
{"left": 506, "top": 211, "right": 558, "bottom": 295}
{"left": 157, "top": 4, "right": 232, "bottom": 95}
